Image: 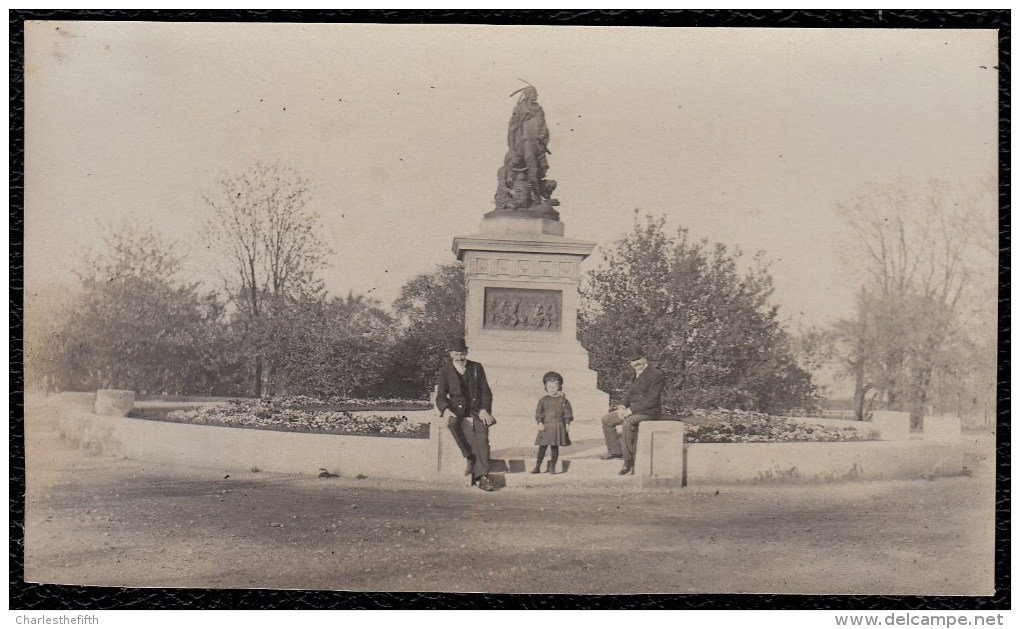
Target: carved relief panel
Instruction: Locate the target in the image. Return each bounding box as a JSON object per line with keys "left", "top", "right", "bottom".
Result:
{"left": 483, "top": 287, "right": 562, "bottom": 332}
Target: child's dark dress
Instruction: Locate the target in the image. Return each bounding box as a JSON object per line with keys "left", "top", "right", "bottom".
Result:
{"left": 535, "top": 394, "right": 573, "bottom": 446}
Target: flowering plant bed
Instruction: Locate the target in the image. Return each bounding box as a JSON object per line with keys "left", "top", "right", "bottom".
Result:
{"left": 682, "top": 409, "right": 878, "bottom": 444}
{"left": 128, "top": 397, "right": 430, "bottom": 439}
{"left": 253, "top": 395, "right": 431, "bottom": 412}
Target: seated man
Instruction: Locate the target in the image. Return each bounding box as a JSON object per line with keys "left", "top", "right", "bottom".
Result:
{"left": 435, "top": 337, "right": 497, "bottom": 491}
{"left": 600, "top": 343, "right": 666, "bottom": 475}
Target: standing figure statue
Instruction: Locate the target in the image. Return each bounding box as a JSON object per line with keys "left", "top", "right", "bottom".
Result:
{"left": 498, "top": 82, "right": 558, "bottom": 209}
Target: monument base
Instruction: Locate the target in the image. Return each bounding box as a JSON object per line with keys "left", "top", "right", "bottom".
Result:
{"left": 453, "top": 212, "right": 609, "bottom": 452}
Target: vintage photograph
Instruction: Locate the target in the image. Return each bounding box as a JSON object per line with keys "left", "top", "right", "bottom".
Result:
{"left": 20, "top": 19, "right": 999, "bottom": 597}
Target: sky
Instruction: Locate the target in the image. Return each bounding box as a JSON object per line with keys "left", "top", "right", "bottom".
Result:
{"left": 23, "top": 22, "right": 999, "bottom": 329}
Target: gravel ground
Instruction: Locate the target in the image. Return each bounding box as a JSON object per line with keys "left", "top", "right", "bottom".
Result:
{"left": 22, "top": 408, "right": 997, "bottom": 596}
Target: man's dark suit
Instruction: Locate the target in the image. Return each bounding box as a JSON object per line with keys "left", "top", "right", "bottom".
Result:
{"left": 436, "top": 359, "right": 494, "bottom": 478}
{"left": 601, "top": 364, "right": 666, "bottom": 464}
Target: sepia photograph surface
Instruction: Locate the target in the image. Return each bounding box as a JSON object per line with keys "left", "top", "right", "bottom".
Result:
{"left": 21, "top": 20, "right": 999, "bottom": 596}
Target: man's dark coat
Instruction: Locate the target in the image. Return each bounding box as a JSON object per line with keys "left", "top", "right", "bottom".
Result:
{"left": 436, "top": 359, "right": 493, "bottom": 418}
{"left": 623, "top": 364, "right": 666, "bottom": 419}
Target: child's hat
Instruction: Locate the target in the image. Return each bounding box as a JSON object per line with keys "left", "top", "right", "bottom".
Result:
{"left": 542, "top": 371, "right": 564, "bottom": 385}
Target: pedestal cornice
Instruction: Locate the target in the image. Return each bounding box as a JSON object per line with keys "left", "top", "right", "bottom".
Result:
{"left": 453, "top": 233, "right": 597, "bottom": 261}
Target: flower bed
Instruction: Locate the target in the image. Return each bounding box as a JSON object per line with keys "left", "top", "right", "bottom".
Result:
{"left": 682, "top": 409, "right": 878, "bottom": 444}
{"left": 128, "top": 397, "right": 430, "bottom": 439}
{"left": 250, "top": 395, "right": 432, "bottom": 412}
{"left": 124, "top": 400, "right": 875, "bottom": 444}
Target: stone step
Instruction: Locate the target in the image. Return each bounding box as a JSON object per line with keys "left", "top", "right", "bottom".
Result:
{"left": 485, "top": 440, "right": 639, "bottom": 486}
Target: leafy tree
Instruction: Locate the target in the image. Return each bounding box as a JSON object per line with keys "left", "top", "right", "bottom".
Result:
{"left": 46, "top": 222, "right": 229, "bottom": 395}
{"left": 579, "top": 212, "right": 815, "bottom": 414}
{"left": 268, "top": 292, "right": 396, "bottom": 398}
{"left": 24, "top": 280, "right": 78, "bottom": 393}
{"left": 386, "top": 262, "right": 466, "bottom": 398}
{"left": 204, "top": 162, "right": 332, "bottom": 397}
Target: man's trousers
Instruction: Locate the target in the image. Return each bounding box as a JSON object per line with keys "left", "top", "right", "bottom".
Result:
{"left": 601, "top": 410, "right": 653, "bottom": 464}
{"left": 447, "top": 414, "right": 491, "bottom": 477}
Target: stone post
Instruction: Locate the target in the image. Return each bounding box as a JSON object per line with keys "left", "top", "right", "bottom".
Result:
{"left": 635, "top": 420, "right": 685, "bottom": 488}
{"left": 94, "top": 389, "right": 135, "bottom": 417}
{"left": 871, "top": 410, "right": 911, "bottom": 441}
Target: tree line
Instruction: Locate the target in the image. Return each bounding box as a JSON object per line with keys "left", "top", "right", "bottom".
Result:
{"left": 801, "top": 177, "right": 997, "bottom": 427}
{"left": 25, "top": 164, "right": 997, "bottom": 422}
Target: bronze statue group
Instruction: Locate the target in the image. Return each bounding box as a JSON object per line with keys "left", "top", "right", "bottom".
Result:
{"left": 493, "top": 83, "right": 559, "bottom": 212}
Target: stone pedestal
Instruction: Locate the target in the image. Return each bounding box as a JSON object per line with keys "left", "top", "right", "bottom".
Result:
{"left": 453, "top": 212, "right": 609, "bottom": 451}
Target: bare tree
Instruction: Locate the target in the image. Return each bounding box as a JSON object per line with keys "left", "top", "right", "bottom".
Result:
{"left": 204, "top": 162, "right": 332, "bottom": 397}
{"left": 835, "top": 176, "right": 996, "bottom": 428}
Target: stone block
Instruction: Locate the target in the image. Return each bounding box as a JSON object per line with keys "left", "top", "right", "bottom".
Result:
{"left": 54, "top": 391, "right": 98, "bottom": 411}
{"left": 871, "top": 410, "right": 911, "bottom": 441}
{"left": 635, "top": 420, "right": 685, "bottom": 488}
{"left": 94, "top": 389, "right": 135, "bottom": 417}
{"left": 428, "top": 416, "right": 470, "bottom": 479}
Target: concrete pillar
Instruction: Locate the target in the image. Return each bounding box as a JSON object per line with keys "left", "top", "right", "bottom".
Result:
{"left": 871, "top": 410, "right": 911, "bottom": 441}
{"left": 94, "top": 389, "right": 135, "bottom": 417}
{"left": 428, "top": 416, "right": 472, "bottom": 480}
{"left": 636, "top": 420, "right": 685, "bottom": 488}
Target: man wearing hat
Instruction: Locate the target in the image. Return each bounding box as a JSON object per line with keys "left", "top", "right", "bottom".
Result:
{"left": 600, "top": 343, "right": 666, "bottom": 475}
{"left": 435, "top": 337, "right": 497, "bottom": 491}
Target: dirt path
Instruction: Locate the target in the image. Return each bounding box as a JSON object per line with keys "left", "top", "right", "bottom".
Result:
{"left": 22, "top": 411, "right": 997, "bottom": 595}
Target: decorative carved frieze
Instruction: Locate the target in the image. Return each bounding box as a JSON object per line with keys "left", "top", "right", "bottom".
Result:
{"left": 469, "top": 255, "right": 578, "bottom": 279}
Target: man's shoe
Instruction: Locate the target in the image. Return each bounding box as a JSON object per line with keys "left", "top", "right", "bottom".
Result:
{"left": 618, "top": 464, "right": 634, "bottom": 475}
{"left": 600, "top": 453, "right": 623, "bottom": 460}
{"left": 530, "top": 465, "right": 542, "bottom": 474}
{"left": 477, "top": 476, "right": 497, "bottom": 491}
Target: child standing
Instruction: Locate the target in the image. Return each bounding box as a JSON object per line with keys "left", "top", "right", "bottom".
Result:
{"left": 532, "top": 371, "right": 573, "bottom": 474}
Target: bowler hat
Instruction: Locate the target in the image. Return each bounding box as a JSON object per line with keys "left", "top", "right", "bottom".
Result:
{"left": 448, "top": 337, "right": 468, "bottom": 353}
{"left": 542, "top": 371, "right": 564, "bottom": 385}
{"left": 625, "top": 343, "right": 645, "bottom": 361}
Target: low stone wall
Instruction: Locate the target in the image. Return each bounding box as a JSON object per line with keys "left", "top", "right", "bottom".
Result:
{"left": 53, "top": 398, "right": 966, "bottom": 488}
{"left": 684, "top": 440, "right": 964, "bottom": 486}
{"left": 638, "top": 414, "right": 964, "bottom": 487}
{"left": 59, "top": 411, "right": 433, "bottom": 480}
